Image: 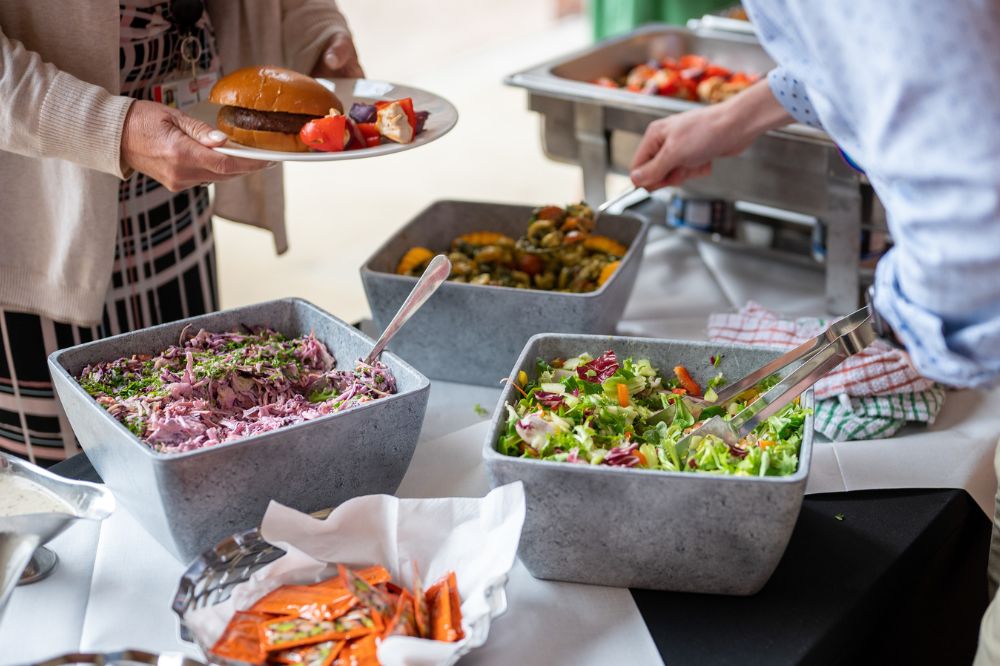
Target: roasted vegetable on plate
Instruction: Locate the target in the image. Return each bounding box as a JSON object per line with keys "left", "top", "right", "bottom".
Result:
{"left": 301, "top": 99, "right": 431, "bottom": 152}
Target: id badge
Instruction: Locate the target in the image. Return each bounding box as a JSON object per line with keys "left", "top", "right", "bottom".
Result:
{"left": 152, "top": 70, "right": 219, "bottom": 111}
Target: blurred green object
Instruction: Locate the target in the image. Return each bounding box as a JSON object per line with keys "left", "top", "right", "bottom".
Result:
{"left": 590, "top": 0, "right": 735, "bottom": 40}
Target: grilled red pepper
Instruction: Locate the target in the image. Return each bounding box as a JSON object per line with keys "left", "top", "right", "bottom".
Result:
{"left": 356, "top": 122, "right": 382, "bottom": 148}
{"left": 299, "top": 114, "right": 348, "bottom": 152}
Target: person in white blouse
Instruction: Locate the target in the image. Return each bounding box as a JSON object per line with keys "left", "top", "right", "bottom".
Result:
{"left": 628, "top": 2, "right": 1000, "bottom": 661}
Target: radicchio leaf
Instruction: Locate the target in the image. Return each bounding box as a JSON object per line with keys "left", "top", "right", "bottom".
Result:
{"left": 576, "top": 350, "right": 620, "bottom": 383}
{"left": 534, "top": 391, "right": 564, "bottom": 408}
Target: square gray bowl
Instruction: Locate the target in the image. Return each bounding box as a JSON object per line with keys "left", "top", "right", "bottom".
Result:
{"left": 361, "top": 200, "right": 650, "bottom": 386}
{"left": 48, "top": 298, "right": 430, "bottom": 563}
{"left": 482, "top": 333, "right": 814, "bottom": 595}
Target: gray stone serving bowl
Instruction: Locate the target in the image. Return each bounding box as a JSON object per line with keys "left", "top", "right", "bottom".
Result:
{"left": 361, "top": 200, "right": 650, "bottom": 386}
{"left": 482, "top": 333, "right": 814, "bottom": 595}
{"left": 48, "top": 298, "right": 430, "bottom": 564}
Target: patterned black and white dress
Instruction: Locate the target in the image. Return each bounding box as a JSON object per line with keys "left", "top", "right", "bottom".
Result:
{"left": 0, "top": 1, "right": 220, "bottom": 464}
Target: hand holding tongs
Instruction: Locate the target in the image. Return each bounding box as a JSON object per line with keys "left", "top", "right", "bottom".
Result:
{"left": 673, "top": 305, "right": 877, "bottom": 453}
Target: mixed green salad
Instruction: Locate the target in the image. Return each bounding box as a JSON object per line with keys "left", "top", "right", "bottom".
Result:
{"left": 496, "top": 351, "right": 809, "bottom": 477}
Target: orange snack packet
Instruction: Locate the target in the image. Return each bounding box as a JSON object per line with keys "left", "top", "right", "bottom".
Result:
{"left": 425, "top": 573, "right": 463, "bottom": 643}
{"left": 445, "top": 572, "right": 464, "bottom": 642}
{"left": 333, "top": 634, "right": 379, "bottom": 666}
{"left": 383, "top": 590, "right": 419, "bottom": 638}
{"left": 209, "top": 610, "right": 271, "bottom": 664}
{"left": 270, "top": 640, "right": 345, "bottom": 666}
{"left": 337, "top": 564, "right": 395, "bottom": 618}
{"left": 261, "top": 609, "right": 377, "bottom": 651}
{"left": 251, "top": 585, "right": 356, "bottom": 621}
{"left": 312, "top": 565, "right": 391, "bottom": 591}
{"left": 411, "top": 567, "right": 430, "bottom": 639}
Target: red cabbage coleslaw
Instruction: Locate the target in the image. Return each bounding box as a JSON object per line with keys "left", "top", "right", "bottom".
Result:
{"left": 77, "top": 328, "right": 397, "bottom": 454}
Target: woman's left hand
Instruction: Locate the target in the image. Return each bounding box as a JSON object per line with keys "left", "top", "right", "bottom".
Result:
{"left": 311, "top": 31, "right": 364, "bottom": 79}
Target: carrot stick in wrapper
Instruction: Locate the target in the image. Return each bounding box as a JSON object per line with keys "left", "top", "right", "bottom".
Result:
{"left": 271, "top": 640, "right": 345, "bottom": 666}
{"left": 210, "top": 611, "right": 271, "bottom": 664}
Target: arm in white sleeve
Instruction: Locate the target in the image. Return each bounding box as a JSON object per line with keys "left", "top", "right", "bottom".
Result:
{"left": 766, "top": 67, "right": 822, "bottom": 129}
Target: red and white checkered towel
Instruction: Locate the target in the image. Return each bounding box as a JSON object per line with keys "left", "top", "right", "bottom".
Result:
{"left": 707, "top": 302, "right": 935, "bottom": 401}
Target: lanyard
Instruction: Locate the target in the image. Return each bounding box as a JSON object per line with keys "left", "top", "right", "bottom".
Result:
{"left": 169, "top": 0, "right": 205, "bottom": 79}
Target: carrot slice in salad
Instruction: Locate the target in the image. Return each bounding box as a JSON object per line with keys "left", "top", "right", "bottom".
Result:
{"left": 616, "top": 382, "right": 630, "bottom": 407}
{"left": 673, "top": 365, "right": 702, "bottom": 396}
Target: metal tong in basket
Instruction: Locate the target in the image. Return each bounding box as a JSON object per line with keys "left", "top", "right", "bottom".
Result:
{"left": 673, "top": 305, "right": 878, "bottom": 453}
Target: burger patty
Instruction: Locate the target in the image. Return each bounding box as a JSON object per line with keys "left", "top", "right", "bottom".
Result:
{"left": 218, "top": 105, "right": 321, "bottom": 134}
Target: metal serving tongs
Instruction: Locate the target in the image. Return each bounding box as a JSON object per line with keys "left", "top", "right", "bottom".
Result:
{"left": 673, "top": 305, "right": 878, "bottom": 453}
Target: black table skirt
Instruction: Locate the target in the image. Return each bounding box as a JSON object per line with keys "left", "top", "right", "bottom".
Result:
{"left": 52, "top": 454, "right": 991, "bottom": 666}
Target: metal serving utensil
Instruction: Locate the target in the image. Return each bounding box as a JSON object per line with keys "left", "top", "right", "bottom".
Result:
{"left": 364, "top": 254, "right": 451, "bottom": 365}
{"left": 0, "top": 452, "right": 115, "bottom": 626}
{"left": 673, "top": 305, "right": 877, "bottom": 453}
{"left": 596, "top": 185, "right": 644, "bottom": 219}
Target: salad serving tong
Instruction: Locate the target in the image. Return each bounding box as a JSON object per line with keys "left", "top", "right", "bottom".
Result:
{"left": 674, "top": 305, "right": 877, "bottom": 453}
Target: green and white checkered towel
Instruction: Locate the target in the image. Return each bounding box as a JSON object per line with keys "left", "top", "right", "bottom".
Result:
{"left": 813, "top": 386, "right": 947, "bottom": 442}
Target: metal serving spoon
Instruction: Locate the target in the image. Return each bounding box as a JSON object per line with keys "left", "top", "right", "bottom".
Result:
{"left": 595, "top": 185, "right": 645, "bottom": 219}
{"left": 363, "top": 254, "right": 452, "bottom": 365}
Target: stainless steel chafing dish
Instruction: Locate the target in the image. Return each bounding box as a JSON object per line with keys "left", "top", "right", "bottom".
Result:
{"left": 506, "top": 22, "right": 888, "bottom": 313}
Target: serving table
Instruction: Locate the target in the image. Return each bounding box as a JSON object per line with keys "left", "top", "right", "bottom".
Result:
{"left": 2, "top": 199, "right": 995, "bottom": 665}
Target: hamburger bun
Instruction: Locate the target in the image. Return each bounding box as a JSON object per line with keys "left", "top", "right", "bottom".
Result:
{"left": 210, "top": 66, "right": 343, "bottom": 116}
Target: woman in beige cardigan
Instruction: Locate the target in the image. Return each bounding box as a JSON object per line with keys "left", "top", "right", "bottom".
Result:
{"left": 0, "top": 0, "right": 362, "bottom": 464}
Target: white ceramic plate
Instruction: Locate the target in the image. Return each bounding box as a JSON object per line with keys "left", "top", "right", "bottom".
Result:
{"left": 188, "top": 78, "right": 458, "bottom": 162}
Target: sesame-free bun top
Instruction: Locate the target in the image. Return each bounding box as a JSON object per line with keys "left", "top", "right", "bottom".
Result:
{"left": 209, "top": 66, "right": 343, "bottom": 116}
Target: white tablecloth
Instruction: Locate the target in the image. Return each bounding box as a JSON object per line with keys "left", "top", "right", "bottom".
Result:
{"left": 4, "top": 219, "right": 999, "bottom": 663}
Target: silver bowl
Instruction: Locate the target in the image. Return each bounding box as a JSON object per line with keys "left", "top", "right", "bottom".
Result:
{"left": 482, "top": 333, "right": 814, "bottom": 595}
{"left": 361, "top": 200, "right": 650, "bottom": 386}
{"left": 48, "top": 298, "right": 430, "bottom": 563}
{"left": 0, "top": 453, "right": 114, "bottom": 625}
